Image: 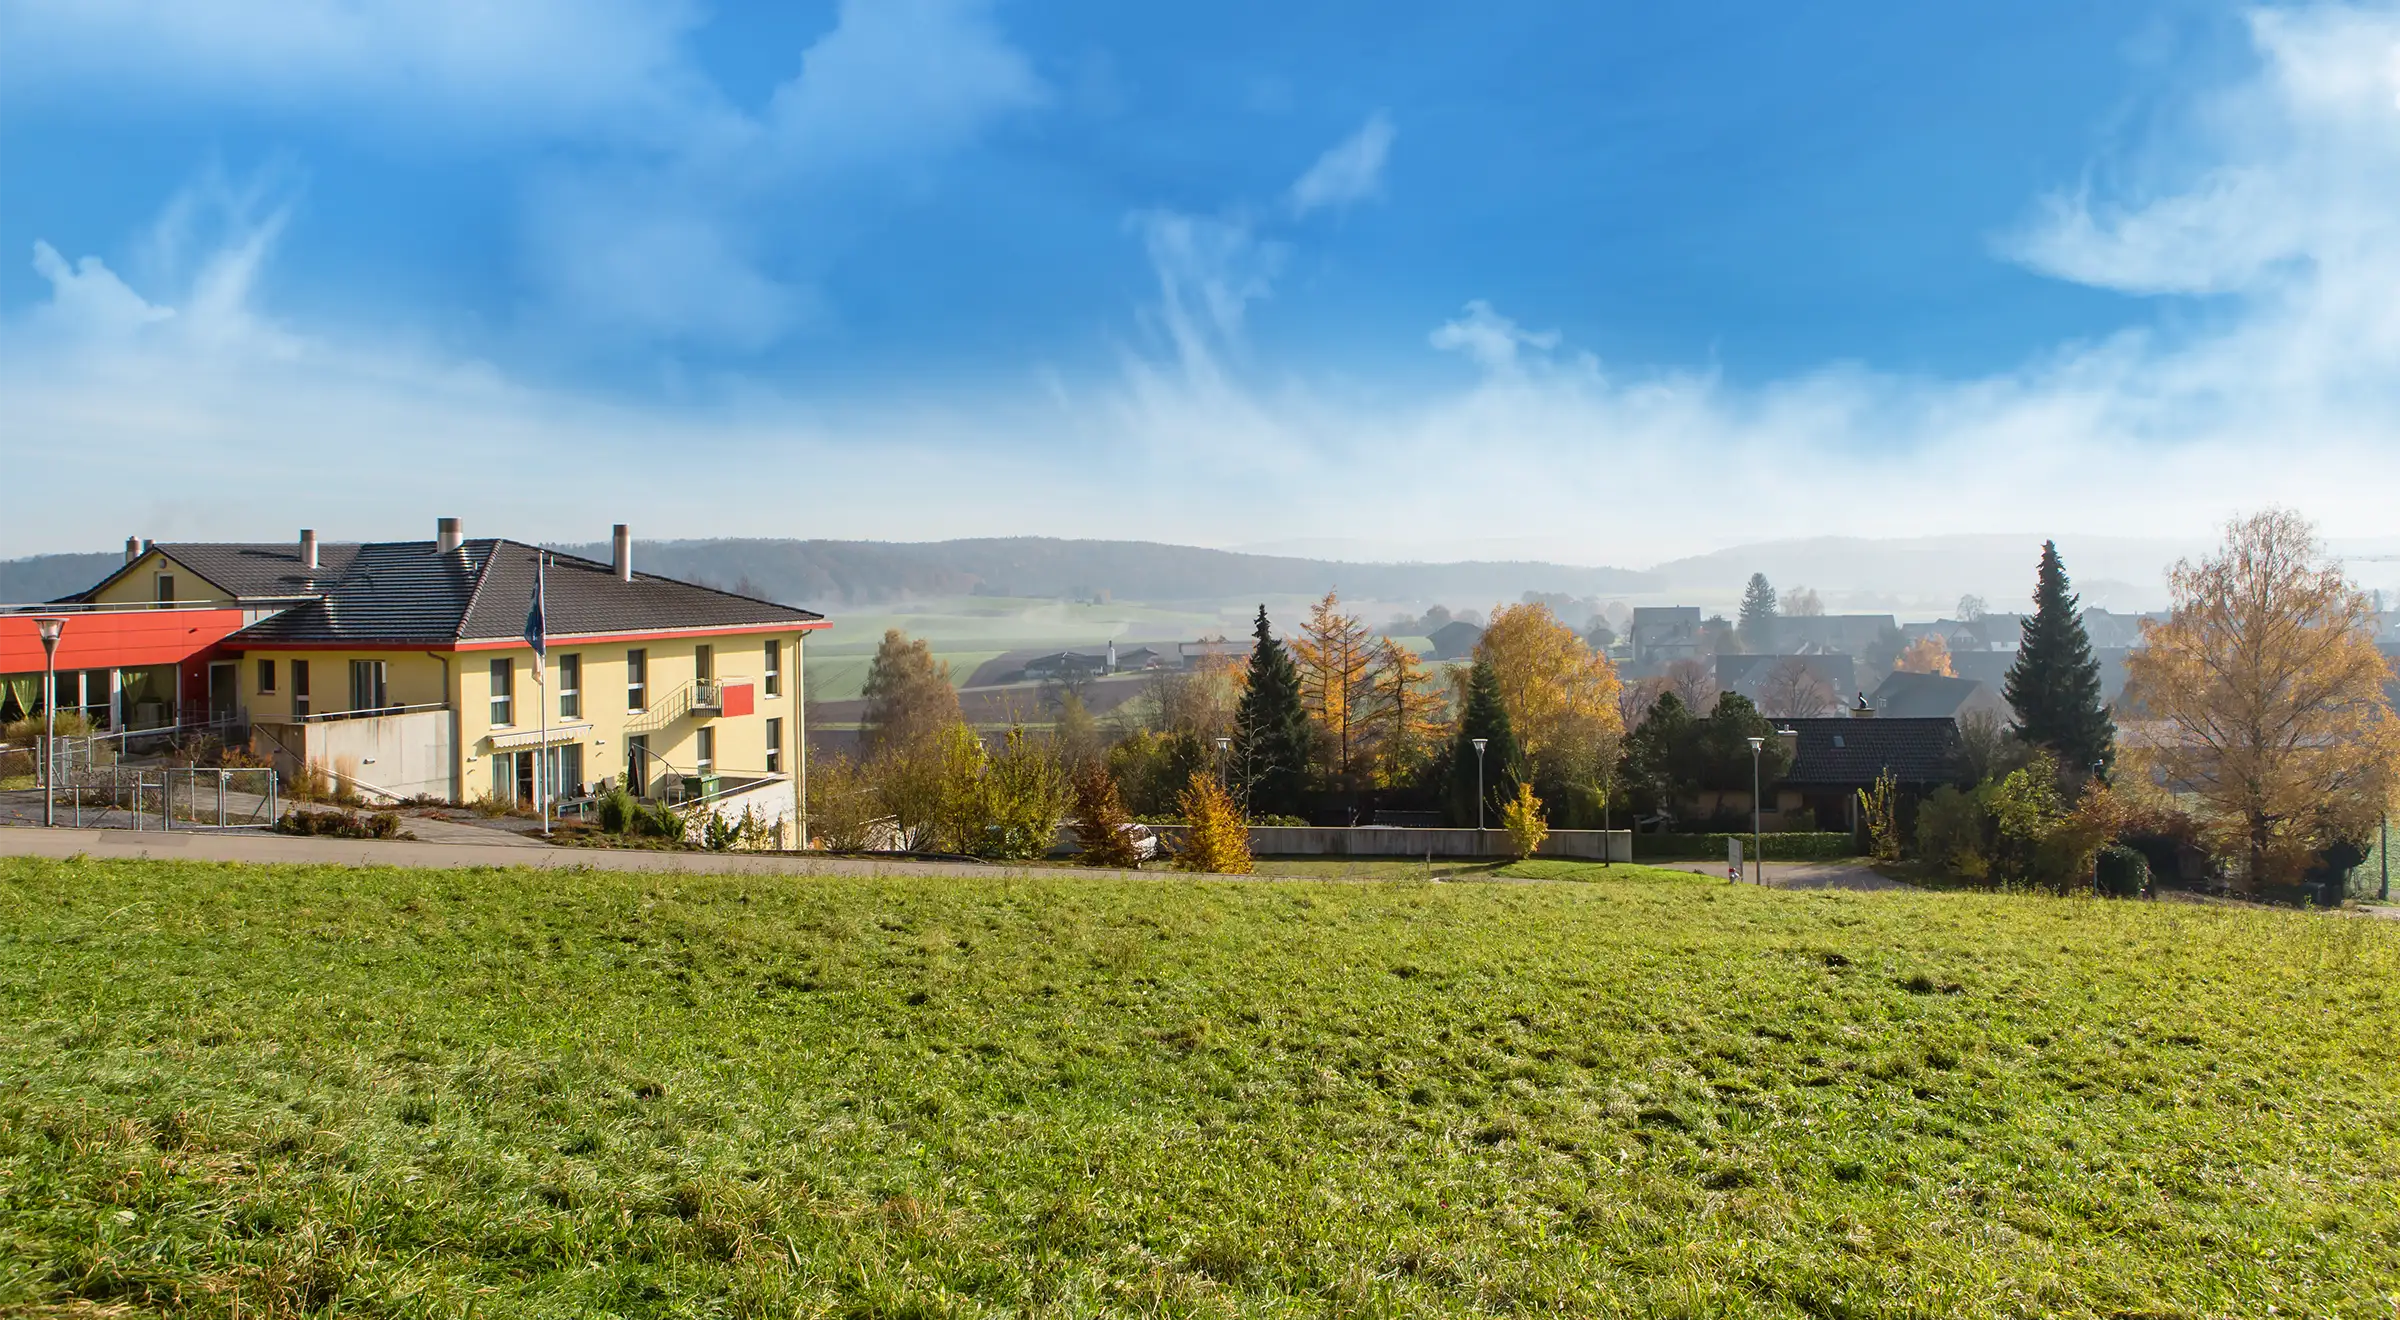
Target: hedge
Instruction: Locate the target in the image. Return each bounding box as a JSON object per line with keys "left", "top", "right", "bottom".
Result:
{"left": 1632, "top": 831, "right": 1859, "bottom": 862}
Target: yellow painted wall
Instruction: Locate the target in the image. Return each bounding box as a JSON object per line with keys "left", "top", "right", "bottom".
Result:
{"left": 87, "top": 551, "right": 241, "bottom": 608}
{"left": 237, "top": 650, "right": 451, "bottom": 721}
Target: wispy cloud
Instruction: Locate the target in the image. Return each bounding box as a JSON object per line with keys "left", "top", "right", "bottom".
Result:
{"left": 1288, "top": 112, "right": 1395, "bottom": 216}
{"left": 7, "top": 5, "right": 2400, "bottom": 569}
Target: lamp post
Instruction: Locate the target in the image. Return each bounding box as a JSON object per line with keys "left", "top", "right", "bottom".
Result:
{"left": 35, "top": 616, "right": 65, "bottom": 827}
{"left": 1213, "top": 736, "right": 1231, "bottom": 787}
{"left": 1472, "top": 737, "right": 1489, "bottom": 838}
{"left": 1746, "top": 735, "right": 1764, "bottom": 885}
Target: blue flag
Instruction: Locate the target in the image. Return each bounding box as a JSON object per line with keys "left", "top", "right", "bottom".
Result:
{"left": 523, "top": 553, "right": 547, "bottom": 666}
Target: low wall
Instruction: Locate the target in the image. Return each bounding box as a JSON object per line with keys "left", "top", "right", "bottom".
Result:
{"left": 251, "top": 710, "right": 455, "bottom": 803}
{"left": 1113, "top": 825, "right": 1631, "bottom": 862}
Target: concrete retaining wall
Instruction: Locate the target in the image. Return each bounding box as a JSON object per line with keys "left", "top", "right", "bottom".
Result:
{"left": 1123, "top": 825, "right": 1631, "bottom": 862}
{"left": 251, "top": 710, "right": 454, "bottom": 802}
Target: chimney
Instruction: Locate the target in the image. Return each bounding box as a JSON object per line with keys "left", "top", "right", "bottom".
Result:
{"left": 1777, "top": 726, "right": 1799, "bottom": 761}
{"left": 612, "top": 523, "right": 632, "bottom": 582}
{"left": 1849, "top": 692, "right": 1876, "bottom": 719}
{"left": 436, "top": 516, "right": 463, "bottom": 555}
{"left": 299, "top": 528, "right": 318, "bottom": 571}
{"left": 125, "top": 536, "right": 140, "bottom": 565}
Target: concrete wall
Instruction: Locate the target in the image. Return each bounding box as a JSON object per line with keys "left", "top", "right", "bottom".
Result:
{"left": 252, "top": 708, "right": 454, "bottom": 802}
{"left": 1133, "top": 825, "right": 1632, "bottom": 862}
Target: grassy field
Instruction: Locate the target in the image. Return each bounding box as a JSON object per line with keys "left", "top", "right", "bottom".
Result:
{"left": 3, "top": 858, "right": 2396, "bottom": 1317}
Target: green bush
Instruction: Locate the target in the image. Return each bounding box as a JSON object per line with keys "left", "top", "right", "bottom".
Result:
{"left": 633, "top": 802, "right": 685, "bottom": 841}
{"left": 595, "top": 785, "right": 633, "bottom": 833}
{"left": 1632, "top": 832, "right": 1858, "bottom": 862}
{"left": 276, "top": 809, "right": 402, "bottom": 840}
{"left": 2095, "top": 845, "right": 2149, "bottom": 898}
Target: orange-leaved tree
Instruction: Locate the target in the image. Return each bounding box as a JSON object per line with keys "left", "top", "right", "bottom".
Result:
{"left": 1292, "top": 590, "right": 1378, "bottom": 781}
{"left": 2122, "top": 510, "right": 2400, "bottom": 889}
{"left": 1473, "top": 603, "right": 1625, "bottom": 805}
{"left": 1172, "top": 770, "right": 1253, "bottom": 874}
{"left": 1367, "top": 637, "right": 1448, "bottom": 787}
{"left": 1894, "top": 634, "right": 1954, "bottom": 676}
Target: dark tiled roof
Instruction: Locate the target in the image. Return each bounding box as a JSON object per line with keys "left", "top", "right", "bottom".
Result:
{"left": 1781, "top": 716, "right": 1965, "bottom": 788}
{"left": 77, "top": 542, "right": 365, "bottom": 602}
{"left": 1867, "top": 671, "right": 1991, "bottom": 719}
{"left": 229, "top": 540, "right": 820, "bottom": 646}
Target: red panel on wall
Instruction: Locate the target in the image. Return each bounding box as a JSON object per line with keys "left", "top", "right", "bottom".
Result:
{"left": 0, "top": 609, "right": 249, "bottom": 673}
{"left": 721, "top": 681, "right": 755, "bottom": 717}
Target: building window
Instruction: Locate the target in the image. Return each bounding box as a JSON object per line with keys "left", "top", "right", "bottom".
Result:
{"left": 695, "top": 725, "right": 714, "bottom": 773}
{"left": 258, "top": 658, "right": 277, "bottom": 694}
{"left": 350, "top": 659, "right": 387, "bottom": 713}
{"left": 765, "top": 717, "right": 782, "bottom": 775}
{"left": 626, "top": 734, "right": 650, "bottom": 796}
{"left": 558, "top": 653, "right": 580, "bottom": 720}
{"left": 154, "top": 573, "right": 175, "bottom": 607}
{"left": 764, "top": 640, "right": 781, "bottom": 697}
{"left": 292, "top": 660, "right": 311, "bottom": 718}
{"left": 626, "top": 648, "right": 647, "bottom": 710}
{"left": 694, "top": 643, "right": 714, "bottom": 682}
{"left": 490, "top": 657, "right": 513, "bottom": 727}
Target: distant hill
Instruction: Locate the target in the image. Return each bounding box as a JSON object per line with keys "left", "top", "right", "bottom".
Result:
{"left": 541, "top": 536, "right": 1660, "bottom": 608}
{"left": 0, "top": 552, "right": 123, "bottom": 605}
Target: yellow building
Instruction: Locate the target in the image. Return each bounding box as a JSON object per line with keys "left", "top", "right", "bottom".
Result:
{"left": 88, "top": 520, "right": 824, "bottom": 842}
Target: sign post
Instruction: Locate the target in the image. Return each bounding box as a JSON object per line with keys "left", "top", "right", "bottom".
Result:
{"left": 1727, "top": 836, "right": 1743, "bottom": 885}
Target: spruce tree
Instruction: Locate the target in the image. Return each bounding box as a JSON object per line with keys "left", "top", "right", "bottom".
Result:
{"left": 1446, "top": 659, "right": 1523, "bottom": 827}
{"left": 1231, "top": 605, "right": 1311, "bottom": 819}
{"left": 1737, "top": 573, "right": 1779, "bottom": 653}
{"left": 2003, "top": 541, "right": 2115, "bottom": 771}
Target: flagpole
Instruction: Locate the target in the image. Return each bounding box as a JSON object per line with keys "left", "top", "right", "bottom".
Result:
{"left": 538, "top": 552, "right": 551, "bottom": 836}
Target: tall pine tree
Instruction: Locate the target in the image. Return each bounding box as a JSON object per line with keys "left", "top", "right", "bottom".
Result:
{"left": 1231, "top": 605, "right": 1312, "bottom": 819}
{"left": 2003, "top": 541, "right": 2115, "bottom": 771}
{"left": 1737, "top": 573, "right": 1779, "bottom": 653}
{"left": 1447, "top": 659, "right": 1523, "bottom": 827}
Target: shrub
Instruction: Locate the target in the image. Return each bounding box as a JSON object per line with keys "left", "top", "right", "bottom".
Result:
{"left": 1914, "top": 785, "right": 1990, "bottom": 877}
{"left": 1501, "top": 781, "right": 1549, "bottom": 859}
{"left": 276, "top": 809, "right": 402, "bottom": 840}
{"left": 634, "top": 802, "right": 685, "bottom": 841}
{"left": 1172, "top": 771, "right": 1251, "bottom": 875}
{"left": 2095, "top": 844, "right": 2150, "bottom": 898}
{"left": 595, "top": 785, "right": 633, "bottom": 834}
{"left": 1857, "top": 771, "right": 1901, "bottom": 863}
{"left": 1072, "top": 761, "right": 1144, "bottom": 869}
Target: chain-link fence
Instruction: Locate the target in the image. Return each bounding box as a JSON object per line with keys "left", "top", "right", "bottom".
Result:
{"left": 45, "top": 765, "right": 280, "bottom": 832}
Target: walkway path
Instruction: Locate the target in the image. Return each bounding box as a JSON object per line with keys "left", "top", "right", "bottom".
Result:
{"left": 1643, "top": 858, "right": 1911, "bottom": 892}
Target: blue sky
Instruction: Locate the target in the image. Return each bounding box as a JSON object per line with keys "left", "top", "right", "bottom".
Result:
{"left": 3, "top": 1, "right": 2397, "bottom": 561}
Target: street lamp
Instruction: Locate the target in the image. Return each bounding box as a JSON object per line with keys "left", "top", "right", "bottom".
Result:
{"left": 1472, "top": 737, "right": 1489, "bottom": 837}
{"left": 1747, "top": 735, "right": 1764, "bottom": 885}
{"left": 1213, "top": 736, "right": 1231, "bottom": 786}
{"left": 35, "top": 616, "right": 65, "bottom": 828}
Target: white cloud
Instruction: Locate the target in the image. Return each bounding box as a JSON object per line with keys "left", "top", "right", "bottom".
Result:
{"left": 8, "top": 4, "right": 2400, "bottom": 578}
{"left": 1289, "top": 112, "right": 1395, "bottom": 216}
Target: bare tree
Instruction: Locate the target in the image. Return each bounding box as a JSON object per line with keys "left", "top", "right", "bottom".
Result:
{"left": 1664, "top": 658, "right": 1717, "bottom": 712}
{"left": 1957, "top": 593, "right": 1988, "bottom": 623}
{"left": 1757, "top": 656, "right": 1838, "bottom": 718}
{"left": 1781, "top": 586, "right": 1825, "bottom": 617}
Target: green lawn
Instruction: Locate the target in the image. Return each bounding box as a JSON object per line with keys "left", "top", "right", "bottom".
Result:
{"left": 3, "top": 858, "right": 2396, "bottom": 1317}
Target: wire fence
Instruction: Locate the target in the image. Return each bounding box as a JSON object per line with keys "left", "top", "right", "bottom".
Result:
{"left": 45, "top": 765, "right": 280, "bottom": 832}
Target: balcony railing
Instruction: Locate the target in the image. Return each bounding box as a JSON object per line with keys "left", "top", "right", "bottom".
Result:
{"left": 692, "top": 679, "right": 724, "bottom": 713}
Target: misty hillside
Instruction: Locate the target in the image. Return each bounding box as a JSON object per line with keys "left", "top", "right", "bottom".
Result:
{"left": 0, "top": 552, "right": 124, "bottom": 605}
{"left": 542, "top": 537, "right": 1661, "bottom": 608}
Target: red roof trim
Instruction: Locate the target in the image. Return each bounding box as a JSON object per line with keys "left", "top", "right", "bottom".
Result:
{"left": 224, "top": 619, "right": 831, "bottom": 653}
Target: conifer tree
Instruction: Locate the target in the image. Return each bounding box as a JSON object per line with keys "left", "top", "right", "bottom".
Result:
{"left": 1231, "top": 605, "right": 1311, "bottom": 818}
{"left": 2004, "top": 541, "right": 2115, "bottom": 771}
{"left": 1737, "top": 573, "right": 1779, "bottom": 653}
{"left": 1446, "top": 659, "right": 1523, "bottom": 827}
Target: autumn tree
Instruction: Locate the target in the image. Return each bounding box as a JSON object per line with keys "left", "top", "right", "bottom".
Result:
{"left": 1500, "top": 780, "right": 1549, "bottom": 858}
{"left": 1895, "top": 634, "right": 1954, "bottom": 676}
{"left": 859, "top": 630, "right": 961, "bottom": 761}
{"left": 1472, "top": 603, "right": 1625, "bottom": 804}
{"left": 1231, "top": 605, "right": 1311, "bottom": 818}
{"left": 1071, "top": 760, "right": 1144, "bottom": 868}
{"left": 1367, "top": 637, "right": 1446, "bottom": 787}
{"left": 1757, "top": 655, "right": 1838, "bottom": 718}
{"left": 1293, "top": 590, "right": 1378, "bottom": 781}
{"left": 2122, "top": 511, "right": 2400, "bottom": 889}
{"left": 1738, "top": 574, "right": 1779, "bottom": 653}
{"left": 2003, "top": 541, "right": 2113, "bottom": 771}
{"left": 1172, "top": 770, "right": 1252, "bottom": 874}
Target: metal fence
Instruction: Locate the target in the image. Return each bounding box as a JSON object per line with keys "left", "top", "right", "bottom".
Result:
{"left": 47, "top": 765, "right": 280, "bottom": 832}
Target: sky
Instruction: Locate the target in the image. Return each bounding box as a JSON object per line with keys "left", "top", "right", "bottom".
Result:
{"left": 4, "top": 0, "right": 2400, "bottom": 564}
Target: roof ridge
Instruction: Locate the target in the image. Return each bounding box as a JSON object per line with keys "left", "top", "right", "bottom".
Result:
{"left": 450, "top": 540, "right": 507, "bottom": 643}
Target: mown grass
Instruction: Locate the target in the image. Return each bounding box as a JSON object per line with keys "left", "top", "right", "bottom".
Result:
{"left": 1, "top": 857, "right": 2396, "bottom": 1317}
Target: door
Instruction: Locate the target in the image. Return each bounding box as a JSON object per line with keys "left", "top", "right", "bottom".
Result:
{"left": 207, "top": 662, "right": 237, "bottom": 724}
{"left": 515, "top": 751, "right": 537, "bottom": 806}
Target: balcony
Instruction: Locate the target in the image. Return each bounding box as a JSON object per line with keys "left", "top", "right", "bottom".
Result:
{"left": 691, "top": 679, "right": 723, "bottom": 713}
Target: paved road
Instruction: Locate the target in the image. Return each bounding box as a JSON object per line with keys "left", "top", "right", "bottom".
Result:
{"left": 1644, "top": 858, "right": 1911, "bottom": 892}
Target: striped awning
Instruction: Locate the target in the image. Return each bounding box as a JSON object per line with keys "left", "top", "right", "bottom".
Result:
{"left": 486, "top": 722, "right": 591, "bottom": 751}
